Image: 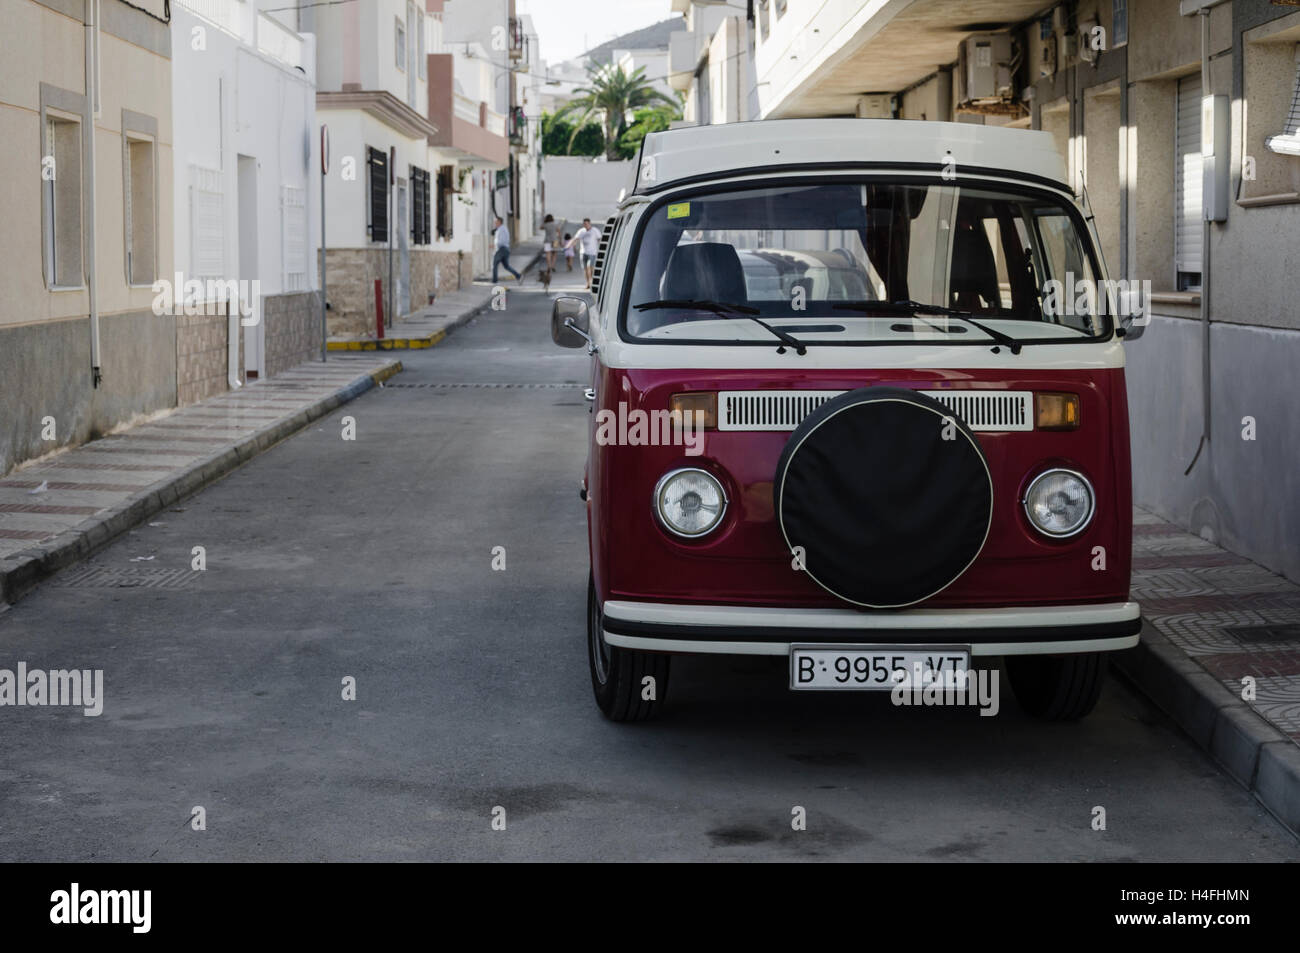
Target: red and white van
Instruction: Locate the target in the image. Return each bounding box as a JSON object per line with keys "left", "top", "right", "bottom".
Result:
{"left": 551, "top": 119, "right": 1144, "bottom": 722}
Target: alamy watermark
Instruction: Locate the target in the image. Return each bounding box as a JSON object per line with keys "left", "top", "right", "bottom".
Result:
{"left": 890, "top": 664, "right": 1000, "bottom": 717}
{"left": 1041, "top": 273, "right": 1151, "bottom": 323}
{"left": 151, "top": 273, "right": 261, "bottom": 326}
{"left": 0, "top": 662, "right": 103, "bottom": 716}
{"left": 595, "top": 402, "right": 706, "bottom": 456}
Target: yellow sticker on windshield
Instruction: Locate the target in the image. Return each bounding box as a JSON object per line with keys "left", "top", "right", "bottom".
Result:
{"left": 666, "top": 202, "right": 691, "bottom": 220}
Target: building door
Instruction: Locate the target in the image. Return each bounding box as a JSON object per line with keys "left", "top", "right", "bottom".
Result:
{"left": 237, "top": 155, "right": 263, "bottom": 378}
{"left": 1175, "top": 74, "right": 1203, "bottom": 291}
{"left": 397, "top": 179, "right": 410, "bottom": 318}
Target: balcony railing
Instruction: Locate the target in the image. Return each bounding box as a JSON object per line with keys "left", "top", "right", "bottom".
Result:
{"left": 257, "top": 12, "right": 305, "bottom": 72}
{"left": 453, "top": 92, "right": 481, "bottom": 126}
{"left": 176, "top": 0, "right": 253, "bottom": 42}
{"left": 508, "top": 17, "right": 525, "bottom": 61}
{"left": 175, "top": 0, "right": 307, "bottom": 76}
{"left": 482, "top": 107, "right": 507, "bottom": 137}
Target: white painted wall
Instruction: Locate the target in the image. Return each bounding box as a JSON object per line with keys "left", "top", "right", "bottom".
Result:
{"left": 171, "top": 6, "right": 318, "bottom": 298}
{"left": 320, "top": 110, "right": 425, "bottom": 250}
{"left": 442, "top": 0, "right": 512, "bottom": 115}
{"left": 541, "top": 157, "right": 632, "bottom": 225}
{"left": 614, "top": 48, "right": 673, "bottom": 100}
{"left": 753, "top": 0, "right": 910, "bottom": 118}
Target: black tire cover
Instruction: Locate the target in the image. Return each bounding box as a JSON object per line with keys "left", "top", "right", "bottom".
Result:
{"left": 773, "top": 387, "right": 993, "bottom": 608}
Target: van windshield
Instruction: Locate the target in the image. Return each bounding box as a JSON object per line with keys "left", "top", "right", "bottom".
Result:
{"left": 622, "top": 181, "right": 1112, "bottom": 346}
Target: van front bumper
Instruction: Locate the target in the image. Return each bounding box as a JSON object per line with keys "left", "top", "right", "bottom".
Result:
{"left": 601, "top": 600, "right": 1142, "bottom": 656}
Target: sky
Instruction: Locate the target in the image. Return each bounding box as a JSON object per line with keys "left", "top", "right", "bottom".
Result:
{"left": 518, "top": 0, "right": 676, "bottom": 65}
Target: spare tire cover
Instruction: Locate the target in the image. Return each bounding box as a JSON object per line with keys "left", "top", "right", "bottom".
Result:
{"left": 773, "top": 387, "right": 993, "bottom": 608}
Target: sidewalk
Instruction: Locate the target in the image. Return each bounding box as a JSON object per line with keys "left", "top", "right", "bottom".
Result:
{"left": 0, "top": 355, "right": 401, "bottom": 605}
{"left": 327, "top": 240, "right": 543, "bottom": 351}
{"left": 1117, "top": 505, "right": 1300, "bottom": 831}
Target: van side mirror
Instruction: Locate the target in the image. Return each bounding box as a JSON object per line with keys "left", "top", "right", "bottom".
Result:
{"left": 552, "top": 296, "right": 593, "bottom": 349}
{"left": 1105, "top": 283, "right": 1147, "bottom": 342}
{"left": 1117, "top": 311, "right": 1146, "bottom": 341}
{"left": 1115, "top": 297, "right": 1147, "bottom": 342}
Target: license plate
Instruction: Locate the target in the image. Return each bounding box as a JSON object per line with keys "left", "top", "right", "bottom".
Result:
{"left": 789, "top": 644, "right": 971, "bottom": 691}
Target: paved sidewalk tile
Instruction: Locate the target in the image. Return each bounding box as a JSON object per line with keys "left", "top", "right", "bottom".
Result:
{"left": 0, "top": 356, "right": 400, "bottom": 567}
{"left": 1132, "top": 505, "right": 1300, "bottom": 744}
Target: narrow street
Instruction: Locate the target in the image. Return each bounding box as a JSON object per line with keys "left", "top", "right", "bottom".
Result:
{"left": 0, "top": 275, "right": 1295, "bottom": 862}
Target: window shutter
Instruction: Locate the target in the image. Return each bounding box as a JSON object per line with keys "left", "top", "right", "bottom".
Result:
{"left": 1174, "top": 74, "right": 1203, "bottom": 283}
{"left": 190, "top": 165, "right": 224, "bottom": 281}
{"left": 426, "top": 169, "right": 436, "bottom": 245}
{"left": 367, "top": 148, "right": 388, "bottom": 242}
{"left": 410, "top": 168, "right": 425, "bottom": 246}
{"left": 282, "top": 185, "right": 306, "bottom": 291}
{"left": 435, "top": 166, "right": 452, "bottom": 241}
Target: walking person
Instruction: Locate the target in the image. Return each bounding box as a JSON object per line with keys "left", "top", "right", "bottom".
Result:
{"left": 563, "top": 233, "right": 575, "bottom": 272}
{"left": 565, "top": 218, "right": 602, "bottom": 290}
{"left": 542, "top": 214, "right": 560, "bottom": 274}
{"left": 492, "top": 216, "right": 521, "bottom": 283}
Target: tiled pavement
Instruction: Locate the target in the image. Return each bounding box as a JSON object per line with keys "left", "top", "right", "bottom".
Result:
{"left": 0, "top": 356, "right": 400, "bottom": 592}
{"left": 1132, "top": 505, "right": 1300, "bottom": 746}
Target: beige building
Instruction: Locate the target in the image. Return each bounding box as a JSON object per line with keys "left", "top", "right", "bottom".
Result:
{"left": 0, "top": 0, "right": 174, "bottom": 477}
{"left": 673, "top": 0, "right": 1300, "bottom": 584}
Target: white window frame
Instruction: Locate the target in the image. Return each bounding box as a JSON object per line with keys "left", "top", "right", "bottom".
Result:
{"left": 396, "top": 17, "right": 406, "bottom": 72}
{"left": 42, "top": 103, "right": 85, "bottom": 291}
{"left": 122, "top": 111, "right": 159, "bottom": 288}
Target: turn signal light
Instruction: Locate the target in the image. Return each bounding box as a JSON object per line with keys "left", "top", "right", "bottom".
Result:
{"left": 670, "top": 392, "right": 717, "bottom": 429}
{"left": 1035, "top": 392, "right": 1080, "bottom": 430}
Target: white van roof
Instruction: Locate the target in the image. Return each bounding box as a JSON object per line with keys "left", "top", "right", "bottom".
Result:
{"left": 634, "top": 118, "right": 1069, "bottom": 194}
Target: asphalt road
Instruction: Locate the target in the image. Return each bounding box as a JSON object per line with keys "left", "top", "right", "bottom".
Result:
{"left": 1, "top": 279, "right": 1296, "bottom": 861}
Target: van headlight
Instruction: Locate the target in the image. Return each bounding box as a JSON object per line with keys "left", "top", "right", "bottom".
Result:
{"left": 654, "top": 468, "right": 727, "bottom": 538}
{"left": 1023, "top": 468, "right": 1095, "bottom": 538}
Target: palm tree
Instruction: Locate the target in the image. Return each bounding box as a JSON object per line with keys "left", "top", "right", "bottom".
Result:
{"left": 553, "top": 63, "right": 679, "bottom": 160}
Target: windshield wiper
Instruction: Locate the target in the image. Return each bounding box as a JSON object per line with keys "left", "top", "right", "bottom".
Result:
{"left": 833, "top": 299, "right": 1026, "bottom": 355}
{"left": 633, "top": 299, "right": 807, "bottom": 355}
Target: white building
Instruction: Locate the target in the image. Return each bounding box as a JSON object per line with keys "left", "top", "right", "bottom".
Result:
{"left": 171, "top": 0, "right": 320, "bottom": 388}
{"left": 308, "top": 0, "right": 476, "bottom": 333}
{"left": 426, "top": 32, "right": 510, "bottom": 278}
{"left": 442, "top": 0, "right": 544, "bottom": 253}
{"left": 613, "top": 47, "right": 675, "bottom": 102}
{"left": 668, "top": 0, "right": 753, "bottom": 125}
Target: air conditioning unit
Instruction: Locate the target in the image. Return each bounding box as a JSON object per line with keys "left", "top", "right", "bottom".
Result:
{"left": 1078, "top": 18, "right": 1099, "bottom": 64}
{"left": 1040, "top": 39, "right": 1057, "bottom": 78}
{"left": 958, "top": 34, "right": 1015, "bottom": 105}
{"left": 855, "top": 94, "right": 893, "bottom": 119}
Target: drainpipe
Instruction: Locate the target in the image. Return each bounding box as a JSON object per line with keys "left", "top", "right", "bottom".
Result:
{"left": 228, "top": 303, "right": 242, "bottom": 389}
{"left": 224, "top": 80, "right": 240, "bottom": 390}
{"left": 1197, "top": 6, "right": 1213, "bottom": 455}
{"left": 1182, "top": 0, "right": 1223, "bottom": 475}
{"left": 84, "top": 0, "right": 101, "bottom": 387}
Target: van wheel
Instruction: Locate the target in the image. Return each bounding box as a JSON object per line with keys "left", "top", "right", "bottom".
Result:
{"left": 588, "top": 577, "right": 670, "bottom": 722}
{"left": 1006, "top": 652, "right": 1107, "bottom": 721}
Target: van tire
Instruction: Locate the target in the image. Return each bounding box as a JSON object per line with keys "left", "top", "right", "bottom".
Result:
{"left": 588, "top": 577, "right": 670, "bottom": 722}
{"left": 1006, "top": 652, "right": 1107, "bottom": 721}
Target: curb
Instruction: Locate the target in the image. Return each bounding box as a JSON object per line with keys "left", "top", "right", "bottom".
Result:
{"left": 1114, "top": 620, "right": 1300, "bottom": 835}
{"left": 0, "top": 361, "right": 403, "bottom": 606}
{"left": 331, "top": 248, "right": 545, "bottom": 352}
